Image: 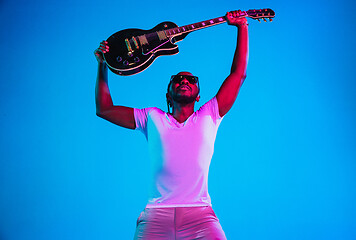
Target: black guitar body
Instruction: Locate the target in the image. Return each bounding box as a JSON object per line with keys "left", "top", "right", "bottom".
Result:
{"left": 104, "top": 21, "right": 188, "bottom": 76}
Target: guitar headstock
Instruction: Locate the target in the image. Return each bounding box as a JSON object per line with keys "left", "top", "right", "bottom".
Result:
{"left": 246, "top": 8, "right": 275, "bottom": 22}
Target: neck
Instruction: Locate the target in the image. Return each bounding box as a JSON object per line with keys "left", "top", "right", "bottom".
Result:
{"left": 170, "top": 102, "right": 195, "bottom": 123}
{"left": 165, "top": 16, "right": 228, "bottom": 38}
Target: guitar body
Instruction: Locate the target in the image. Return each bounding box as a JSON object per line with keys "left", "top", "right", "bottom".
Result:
{"left": 104, "top": 21, "right": 187, "bottom": 76}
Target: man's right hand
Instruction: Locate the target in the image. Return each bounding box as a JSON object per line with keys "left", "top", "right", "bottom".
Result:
{"left": 94, "top": 41, "right": 109, "bottom": 64}
{"left": 94, "top": 40, "right": 136, "bottom": 130}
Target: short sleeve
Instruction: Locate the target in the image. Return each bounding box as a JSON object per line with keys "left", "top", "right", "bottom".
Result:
{"left": 134, "top": 107, "right": 151, "bottom": 139}
{"left": 198, "top": 97, "right": 223, "bottom": 122}
{"left": 210, "top": 96, "right": 223, "bottom": 120}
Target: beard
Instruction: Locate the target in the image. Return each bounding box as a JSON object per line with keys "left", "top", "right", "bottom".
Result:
{"left": 172, "top": 92, "right": 199, "bottom": 105}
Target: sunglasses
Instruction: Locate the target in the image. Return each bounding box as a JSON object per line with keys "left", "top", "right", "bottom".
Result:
{"left": 170, "top": 75, "right": 199, "bottom": 84}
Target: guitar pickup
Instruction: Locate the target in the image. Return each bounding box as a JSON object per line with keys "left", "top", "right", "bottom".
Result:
{"left": 131, "top": 36, "right": 140, "bottom": 49}
{"left": 125, "top": 38, "right": 133, "bottom": 52}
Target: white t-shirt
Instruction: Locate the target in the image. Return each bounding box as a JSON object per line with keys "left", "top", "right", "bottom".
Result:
{"left": 134, "top": 97, "right": 223, "bottom": 208}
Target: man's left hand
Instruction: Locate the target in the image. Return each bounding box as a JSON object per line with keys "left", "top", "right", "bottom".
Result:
{"left": 226, "top": 10, "right": 248, "bottom": 27}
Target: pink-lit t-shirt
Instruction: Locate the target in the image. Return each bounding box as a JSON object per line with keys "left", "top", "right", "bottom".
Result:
{"left": 134, "top": 97, "right": 223, "bottom": 208}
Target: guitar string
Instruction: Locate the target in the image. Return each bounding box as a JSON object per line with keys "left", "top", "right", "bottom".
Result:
{"left": 133, "top": 10, "right": 273, "bottom": 48}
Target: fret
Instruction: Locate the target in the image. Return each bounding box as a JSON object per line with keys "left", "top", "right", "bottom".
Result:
{"left": 166, "top": 16, "right": 227, "bottom": 37}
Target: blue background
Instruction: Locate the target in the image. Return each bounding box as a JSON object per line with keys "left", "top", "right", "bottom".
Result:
{"left": 1, "top": 0, "right": 355, "bottom": 239}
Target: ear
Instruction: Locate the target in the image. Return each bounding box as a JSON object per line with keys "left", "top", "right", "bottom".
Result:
{"left": 196, "top": 95, "right": 200, "bottom": 102}
{"left": 166, "top": 92, "right": 172, "bottom": 106}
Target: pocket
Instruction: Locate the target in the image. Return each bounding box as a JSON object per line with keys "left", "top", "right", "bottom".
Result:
{"left": 207, "top": 206, "right": 219, "bottom": 220}
{"left": 136, "top": 209, "right": 145, "bottom": 226}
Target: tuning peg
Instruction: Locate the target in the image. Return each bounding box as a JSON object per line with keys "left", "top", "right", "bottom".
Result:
{"left": 257, "top": 19, "right": 261, "bottom": 23}
{"left": 269, "top": 18, "right": 273, "bottom": 22}
{"left": 263, "top": 18, "right": 267, "bottom": 22}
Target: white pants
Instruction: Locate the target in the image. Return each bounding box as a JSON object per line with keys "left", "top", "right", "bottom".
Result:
{"left": 134, "top": 206, "right": 227, "bottom": 240}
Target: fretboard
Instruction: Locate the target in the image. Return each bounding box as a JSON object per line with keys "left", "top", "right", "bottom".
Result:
{"left": 165, "top": 16, "right": 228, "bottom": 37}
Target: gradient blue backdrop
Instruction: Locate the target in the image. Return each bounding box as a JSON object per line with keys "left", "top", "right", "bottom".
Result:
{"left": 1, "top": 0, "right": 355, "bottom": 239}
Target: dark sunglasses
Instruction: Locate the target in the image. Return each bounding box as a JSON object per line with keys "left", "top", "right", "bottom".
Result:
{"left": 170, "top": 75, "right": 199, "bottom": 84}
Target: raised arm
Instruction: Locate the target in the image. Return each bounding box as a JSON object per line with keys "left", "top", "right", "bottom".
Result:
{"left": 216, "top": 10, "right": 249, "bottom": 117}
{"left": 95, "top": 41, "right": 136, "bottom": 129}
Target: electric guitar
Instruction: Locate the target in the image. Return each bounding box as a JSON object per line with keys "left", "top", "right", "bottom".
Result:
{"left": 103, "top": 9, "right": 275, "bottom": 76}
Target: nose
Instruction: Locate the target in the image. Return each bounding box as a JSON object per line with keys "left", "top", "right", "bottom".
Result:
{"left": 180, "top": 78, "right": 189, "bottom": 84}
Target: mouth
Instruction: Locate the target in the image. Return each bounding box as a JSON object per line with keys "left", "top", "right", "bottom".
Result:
{"left": 178, "top": 85, "right": 191, "bottom": 91}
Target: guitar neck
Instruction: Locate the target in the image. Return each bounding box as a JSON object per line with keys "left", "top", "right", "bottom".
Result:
{"left": 165, "top": 15, "right": 230, "bottom": 37}
{"left": 164, "top": 9, "right": 274, "bottom": 37}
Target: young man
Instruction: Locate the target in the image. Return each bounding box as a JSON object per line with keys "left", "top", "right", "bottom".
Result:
{"left": 95, "top": 11, "right": 248, "bottom": 240}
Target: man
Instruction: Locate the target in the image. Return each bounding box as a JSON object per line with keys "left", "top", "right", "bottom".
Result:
{"left": 94, "top": 10, "right": 248, "bottom": 240}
